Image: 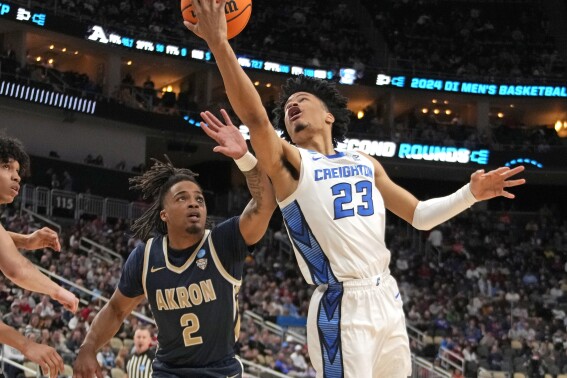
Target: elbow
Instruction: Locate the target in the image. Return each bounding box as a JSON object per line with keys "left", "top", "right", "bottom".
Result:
{"left": 411, "top": 214, "right": 434, "bottom": 231}
{"left": 0, "top": 253, "right": 28, "bottom": 284}
{"left": 241, "top": 112, "right": 270, "bottom": 130}
{"left": 1, "top": 261, "right": 26, "bottom": 283}
{"left": 413, "top": 223, "right": 433, "bottom": 231}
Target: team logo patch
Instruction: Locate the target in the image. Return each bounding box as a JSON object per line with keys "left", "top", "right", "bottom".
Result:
{"left": 352, "top": 154, "right": 360, "bottom": 161}
{"left": 196, "top": 258, "right": 208, "bottom": 270}
{"left": 197, "top": 249, "right": 206, "bottom": 258}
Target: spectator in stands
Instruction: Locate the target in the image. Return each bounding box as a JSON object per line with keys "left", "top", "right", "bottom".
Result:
{"left": 2, "top": 300, "right": 24, "bottom": 328}
{"left": 290, "top": 344, "right": 309, "bottom": 375}
{"left": 96, "top": 342, "right": 116, "bottom": 370}
{"left": 73, "top": 112, "right": 276, "bottom": 377}
{"left": 62, "top": 171, "right": 73, "bottom": 191}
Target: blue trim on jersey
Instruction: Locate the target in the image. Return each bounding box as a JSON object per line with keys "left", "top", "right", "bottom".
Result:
{"left": 325, "top": 151, "right": 346, "bottom": 159}
{"left": 281, "top": 200, "right": 339, "bottom": 285}
{"left": 318, "top": 284, "right": 344, "bottom": 378}
{"left": 306, "top": 149, "right": 345, "bottom": 161}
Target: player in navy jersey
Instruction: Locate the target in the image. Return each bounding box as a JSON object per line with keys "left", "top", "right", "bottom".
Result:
{"left": 185, "top": 3, "right": 526, "bottom": 377}
{"left": 73, "top": 110, "right": 276, "bottom": 378}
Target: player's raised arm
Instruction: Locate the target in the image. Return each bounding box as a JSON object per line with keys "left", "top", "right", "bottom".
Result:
{"left": 200, "top": 110, "right": 276, "bottom": 245}
{"left": 407, "top": 165, "right": 526, "bottom": 231}
{"left": 184, "top": 0, "right": 286, "bottom": 177}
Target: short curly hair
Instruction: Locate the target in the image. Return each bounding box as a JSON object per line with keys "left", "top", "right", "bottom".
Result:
{"left": 272, "top": 75, "right": 351, "bottom": 147}
{"left": 0, "top": 133, "right": 30, "bottom": 177}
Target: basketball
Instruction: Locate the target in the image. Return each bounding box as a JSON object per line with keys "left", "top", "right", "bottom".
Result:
{"left": 181, "top": 0, "right": 252, "bottom": 40}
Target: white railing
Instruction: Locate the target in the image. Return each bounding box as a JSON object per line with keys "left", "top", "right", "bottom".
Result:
{"left": 411, "top": 355, "right": 452, "bottom": 378}
{"left": 21, "top": 207, "right": 62, "bottom": 234}
{"left": 243, "top": 310, "right": 306, "bottom": 345}
{"left": 241, "top": 359, "right": 290, "bottom": 378}
{"left": 439, "top": 346, "right": 465, "bottom": 374}
{"left": 478, "top": 367, "right": 511, "bottom": 378}
{"left": 20, "top": 184, "right": 150, "bottom": 222}
{"left": 79, "top": 237, "right": 124, "bottom": 264}
{"left": 103, "top": 198, "right": 130, "bottom": 221}
{"left": 0, "top": 355, "right": 38, "bottom": 377}
{"left": 407, "top": 323, "right": 429, "bottom": 348}
{"left": 35, "top": 265, "right": 154, "bottom": 325}
{"left": 77, "top": 192, "right": 105, "bottom": 219}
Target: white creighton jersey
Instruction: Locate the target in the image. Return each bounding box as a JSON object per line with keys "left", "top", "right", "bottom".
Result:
{"left": 278, "top": 147, "right": 391, "bottom": 285}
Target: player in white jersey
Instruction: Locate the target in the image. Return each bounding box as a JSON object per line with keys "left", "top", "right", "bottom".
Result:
{"left": 185, "top": 2, "right": 526, "bottom": 376}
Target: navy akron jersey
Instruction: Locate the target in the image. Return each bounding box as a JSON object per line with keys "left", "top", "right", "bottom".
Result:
{"left": 119, "top": 217, "right": 247, "bottom": 367}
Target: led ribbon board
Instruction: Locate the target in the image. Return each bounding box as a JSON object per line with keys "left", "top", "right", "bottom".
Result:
{"left": 0, "top": 81, "right": 97, "bottom": 114}
{"left": 376, "top": 74, "right": 567, "bottom": 98}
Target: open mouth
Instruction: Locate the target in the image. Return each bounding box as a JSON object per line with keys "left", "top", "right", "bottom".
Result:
{"left": 288, "top": 106, "right": 302, "bottom": 122}
{"left": 187, "top": 211, "right": 200, "bottom": 220}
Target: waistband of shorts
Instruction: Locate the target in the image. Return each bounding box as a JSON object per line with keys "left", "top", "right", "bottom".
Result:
{"left": 338, "top": 271, "right": 391, "bottom": 288}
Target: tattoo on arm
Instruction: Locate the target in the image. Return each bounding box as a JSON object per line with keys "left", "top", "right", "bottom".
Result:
{"left": 242, "top": 166, "right": 264, "bottom": 211}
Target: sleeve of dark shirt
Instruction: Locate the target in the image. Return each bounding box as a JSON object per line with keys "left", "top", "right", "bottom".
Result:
{"left": 210, "top": 216, "right": 252, "bottom": 280}
{"left": 118, "top": 243, "right": 146, "bottom": 298}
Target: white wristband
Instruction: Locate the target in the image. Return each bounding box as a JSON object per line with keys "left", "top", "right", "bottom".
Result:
{"left": 234, "top": 151, "right": 257, "bottom": 172}
{"left": 411, "top": 183, "right": 478, "bottom": 231}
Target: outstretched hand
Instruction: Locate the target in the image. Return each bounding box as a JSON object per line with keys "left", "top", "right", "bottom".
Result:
{"left": 469, "top": 165, "right": 526, "bottom": 201}
{"left": 52, "top": 287, "right": 79, "bottom": 313}
{"left": 73, "top": 346, "right": 103, "bottom": 378}
{"left": 25, "top": 227, "right": 61, "bottom": 252}
{"left": 200, "top": 109, "right": 248, "bottom": 159}
{"left": 183, "top": 0, "right": 228, "bottom": 48}
{"left": 21, "top": 341, "right": 64, "bottom": 378}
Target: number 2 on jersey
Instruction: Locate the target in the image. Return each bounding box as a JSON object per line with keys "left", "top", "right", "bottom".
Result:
{"left": 332, "top": 180, "right": 374, "bottom": 219}
{"left": 180, "top": 313, "right": 203, "bottom": 347}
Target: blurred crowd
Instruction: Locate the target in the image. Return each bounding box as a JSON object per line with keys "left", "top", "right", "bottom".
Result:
{"left": 2, "top": 0, "right": 566, "bottom": 156}
{"left": 15, "top": 0, "right": 565, "bottom": 81}
{"left": 363, "top": 0, "right": 564, "bottom": 81}
{"left": 1, "top": 179, "right": 566, "bottom": 377}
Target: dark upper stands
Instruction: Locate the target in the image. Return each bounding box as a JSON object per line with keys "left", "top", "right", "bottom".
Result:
{"left": 361, "top": 0, "right": 565, "bottom": 81}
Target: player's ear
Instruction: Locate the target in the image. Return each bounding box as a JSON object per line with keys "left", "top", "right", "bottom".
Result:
{"left": 325, "top": 112, "right": 335, "bottom": 125}
{"left": 160, "top": 210, "right": 167, "bottom": 222}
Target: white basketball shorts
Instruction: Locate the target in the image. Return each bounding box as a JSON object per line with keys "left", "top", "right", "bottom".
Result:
{"left": 307, "top": 272, "right": 411, "bottom": 378}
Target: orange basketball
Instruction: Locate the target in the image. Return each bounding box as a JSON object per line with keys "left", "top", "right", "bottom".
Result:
{"left": 181, "top": 0, "right": 252, "bottom": 39}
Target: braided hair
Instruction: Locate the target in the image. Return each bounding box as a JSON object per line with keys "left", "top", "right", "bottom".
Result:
{"left": 129, "top": 156, "right": 200, "bottom": 241}
{"left": 0, "top": 133, "right": 30, "bottom": 177}
{"left": 272, "top": 75, "right": 351, "bottom": 147}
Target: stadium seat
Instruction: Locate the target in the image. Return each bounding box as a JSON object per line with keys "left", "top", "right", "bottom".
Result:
{"left": 111, "top": 368, "right": 126, "bottom": 378}
{"left": 493, "top": 373, "right": 507, "bottom": 378}
{"left": 511, "top": 340, "right": 522, "bottom": 349}
{"left": 433, "top": 336, "right": 443, "bottom": 345}
{"left": 477, "top": 344, "right": 489, "bottom": 358}
{"left": 63, "top": 364, "right": 73, "bottom": 377}
{"left": 557, "top": 375, "right": 567, "bottom": 378}
{"left": 423, "top": 335, "right": 434, "bottom": 345}
{"left": 513, "top": 373, "right": 526, "bottom": 378}
{"left": 23, "top": 362, "right": 39, "bottom": 378}
{"left": 110, "top": 337, "right": 124, "bottom": 353}
{"left": 123, "top": 338, "right": 134, "bottom": 350}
